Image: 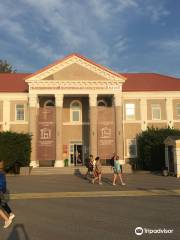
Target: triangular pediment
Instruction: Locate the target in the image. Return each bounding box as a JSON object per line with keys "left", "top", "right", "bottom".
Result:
{"left": 25, "top": 54, "right": 126, "bottom": 82}
{"left": 44, "top": 63, "right": 108, "bottom": 81}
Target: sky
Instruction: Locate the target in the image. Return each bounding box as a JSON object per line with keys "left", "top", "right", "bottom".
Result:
{"left": 0, "top": 0, "right": 180, "bottom": 77}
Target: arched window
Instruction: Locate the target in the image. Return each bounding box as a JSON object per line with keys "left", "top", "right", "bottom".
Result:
{"left": 97, "top": 99, "right": 107, "bottom": 107}
{"left": 70, "top": 100, "right": 82, "bottom": 123}
{"left": 44, "top": 100, "right": 55, "bottom": 107}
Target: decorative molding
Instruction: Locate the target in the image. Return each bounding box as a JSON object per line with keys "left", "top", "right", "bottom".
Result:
{"left": 114, "top": 93, "right": 122, "bottom": 106}
{"left": 28, "top": 80, "right": 122, "bottom": 92}
{"left": 55, "top": 94, "right": 64, "bottom": 107}
{"left": 89, "top": 94, "right": 97, "bottom": 107}
{"left": 29, "top": 94, "right": 37, "bottom": 107}
{"left": 26, "top": 56, "right": 125, "bottom": 82}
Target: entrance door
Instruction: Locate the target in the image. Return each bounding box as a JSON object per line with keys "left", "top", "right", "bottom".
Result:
{"left": 168, "top": 146, "right": 174, "bottom": 173}
{"left": 70, "top": 144, "right": 83, "bottom": 166}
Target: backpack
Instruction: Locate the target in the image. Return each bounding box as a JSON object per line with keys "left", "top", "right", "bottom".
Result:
{"left": 110, "top": 157, "right": 114, "bottom": 167}
{"left": 0, "top": 172, "right": 6, "bottom": 193}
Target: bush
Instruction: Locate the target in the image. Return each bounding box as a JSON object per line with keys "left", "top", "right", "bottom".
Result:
{"left": 0, "top": 131, "right": 31, "bottom": 173}
{"left": 137, "top": 127, "right": 180, "bottom": 171}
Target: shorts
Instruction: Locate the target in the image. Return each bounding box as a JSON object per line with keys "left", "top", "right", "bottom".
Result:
{"left": 113, "top": 167, "right": 121, "bottom": 174}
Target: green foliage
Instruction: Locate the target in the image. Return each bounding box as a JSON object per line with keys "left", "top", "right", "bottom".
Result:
{"left": 0, "top": 59, "right": 16, "bottom": 73}
{"left": 0, "top": 132, "right": 31, "bottom": 173}
{"left": 137, "top": 127, "right": 180, "bottom": 171}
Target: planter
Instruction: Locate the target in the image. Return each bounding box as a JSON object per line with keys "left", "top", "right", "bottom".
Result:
{"left": 20, "top": 167, "right": 32, "bottom": 175}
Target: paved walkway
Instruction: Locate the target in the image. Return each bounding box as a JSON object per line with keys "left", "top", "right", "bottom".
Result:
{"left": 0, "top": 173, "right": 179, "bottom": 240}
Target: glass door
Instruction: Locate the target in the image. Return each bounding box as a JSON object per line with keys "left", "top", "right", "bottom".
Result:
{"left": 70, "top": 143, "right": 83, "bottom": 166}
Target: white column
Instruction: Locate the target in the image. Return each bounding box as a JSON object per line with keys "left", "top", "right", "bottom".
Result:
{"left": 54, "top": 94, "right": 64, "bottom": 167}
{"left": 89, "top": 94, "right": 97, "bottom": 158}
{"left": 3, "top": 100, "right": 10, "bottom": 131}
{"left": 29, "top": 94, "right": 38, "bottom": 167}
{"left": 166, "top": 98, "right": 173, "bottom": 128}
{"left": 140, "top": 98, "right": 147, "bottom": 131}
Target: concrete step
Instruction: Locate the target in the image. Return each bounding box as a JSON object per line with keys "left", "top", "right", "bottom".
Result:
{"left": 29, "top": 164, "right": 132, "bottom": 175}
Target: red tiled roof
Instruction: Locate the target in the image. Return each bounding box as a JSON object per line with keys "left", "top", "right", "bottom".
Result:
{"left": 121, "top": 73, "right": 180, "bottom": 92}
{"left": 0, "top": 72, "right": 180, "bottom": 93}
{"left": 0, "top": 73, "right": 29, "bottom": 92}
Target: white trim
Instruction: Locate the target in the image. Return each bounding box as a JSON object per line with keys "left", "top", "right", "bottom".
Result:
{"left": 25, "top": 55, "right": 125, "bottom": 82}
{"left": 10, "top": 121, "right": 28, "bottom": 125}
{"left": 151, "top": 104, "right": 161, "bottom": 120}
{"left": 70, "top": 100, "right": 82, "bottom": 123}
{"left": 63, "top": 122, "right": 89, "bottom": 125}
{"left": 44, "top": 100, "right": 55, "bottom": 107}
{"left": 15, "top": 103, "right": 25, "bottom": 121}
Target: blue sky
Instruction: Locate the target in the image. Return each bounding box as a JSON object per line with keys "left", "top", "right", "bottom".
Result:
{"left": 0, "top": 0, "right": 180, "bottom": 77}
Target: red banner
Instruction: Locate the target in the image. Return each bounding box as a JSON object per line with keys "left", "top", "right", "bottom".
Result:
{"left": 37, "top": 107, "right": 56, "bottom": 160}
{"left": 97, "top": 107, "right": 115, "bottom": 159}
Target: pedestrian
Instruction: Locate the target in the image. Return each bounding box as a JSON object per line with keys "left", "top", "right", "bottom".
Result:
{"left": 92, "top": 156, "right": 102, "bottom": 185}
{"left": 0, "top": 208, "right": 12, "bottom": 228}
{"left": 84, "top": 154, "right": 94, "bottom": 179}
{"left": 0, "top": 161, "right": 15, "bottom": 227}
{"left": 112, "top": 156, "right": 126, "bottom": 186}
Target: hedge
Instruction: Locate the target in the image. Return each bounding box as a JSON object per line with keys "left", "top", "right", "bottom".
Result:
{"left": 0, "top": 131, "right": 31, "bottom": 173}
{"left": 137, "top": 127, "right": 180, "bottom": 171}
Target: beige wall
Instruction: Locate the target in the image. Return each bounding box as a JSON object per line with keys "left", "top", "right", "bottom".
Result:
{"left": 63, "top": 97, "right": 89, "bottom": 123}
{"left": 147, "top": 99, "right": 166, "bottom": 120}
{"left": 173, "top": 99, "right": 180, "bottom": 120}
{"left": 0, "top": 101, "right": 3, "bottom": 122}
{"left": 173, "top": 122, "right": 180, "bottom": 129}
{"left": 124, "top": 123, "right": 141, "bottom": 156}
{"left": 10, "top": 101, "right": 28, "bottom": 121}
{"left": 50, "top": 63, "right": 107, "bottom": 81}
{"left": 124, "top": 99, "right": 141, "bottom": 120}
{"left": 10, "top": 124, "right": 29, "bottom": 133}
{"left": 147, "top": 123, "right": 167, "bottom": 128}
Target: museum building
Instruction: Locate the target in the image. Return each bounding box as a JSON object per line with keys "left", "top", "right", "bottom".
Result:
{"left": 0, "top": 53, "right": 180, "bottom": 170}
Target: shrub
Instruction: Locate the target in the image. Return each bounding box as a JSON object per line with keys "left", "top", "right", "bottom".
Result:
{"left": 137, "top": 127, "right": 180, "bottom": 171}
{"left": 0, "top": 131, "right": 31, "bottom": 173}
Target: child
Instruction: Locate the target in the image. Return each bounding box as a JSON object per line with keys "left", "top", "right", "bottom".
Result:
{"left": 92, "top": 157, "right": 102, "bottom": 185}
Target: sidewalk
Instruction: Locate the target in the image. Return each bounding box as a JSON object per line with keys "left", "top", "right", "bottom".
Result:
{"left": 6, "top": 172, "right": 180, "bottom": 194}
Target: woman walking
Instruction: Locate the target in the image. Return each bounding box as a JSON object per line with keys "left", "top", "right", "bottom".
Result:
{"left": 112, "top": 156, "right": 126, "bottom": 186}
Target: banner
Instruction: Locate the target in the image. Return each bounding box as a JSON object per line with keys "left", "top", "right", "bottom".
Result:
{"left": 37, "top": 107, "right": 56, "bottom": 160}
{"left": 97, "top": 107, "right": 115, "bottom": 159}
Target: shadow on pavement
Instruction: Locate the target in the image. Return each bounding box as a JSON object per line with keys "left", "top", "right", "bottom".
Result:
{"left": 7, "top": 224, "right": 30, "bottom": 240}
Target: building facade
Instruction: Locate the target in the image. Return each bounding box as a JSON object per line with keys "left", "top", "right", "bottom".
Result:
{"left": 0, "top": 53, "right": 180, "bottom": 168}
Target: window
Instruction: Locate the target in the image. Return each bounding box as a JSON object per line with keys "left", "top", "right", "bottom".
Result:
{"left": 176, "top": 103, "right": 180, "bottom": 117}
{"left": 70, "top": 100, "right": 82, "bottom": 122}
{"left": 125, "top": 103, "right": 135, "bottom": 120}
{"left": 44, "top": 100, "right": 55, "bottom": 107}
{"left": 97, "top": 99, "right": 107, "bottom": 107}
{"left": 127, "top": 139, "right": 137, "bottom": 157}
{"left": 16, "top": 104, "right": 25, "bottom": 121}
{"left": 152, "top": 104, "right": 161, "bottom": 120}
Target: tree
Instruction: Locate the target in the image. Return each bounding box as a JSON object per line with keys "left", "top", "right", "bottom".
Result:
{"left": 0, "top": 59, "right": 16, "bottom": 73}
{"left": 137, "top": 127, "right": 180, "bottom": 171}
